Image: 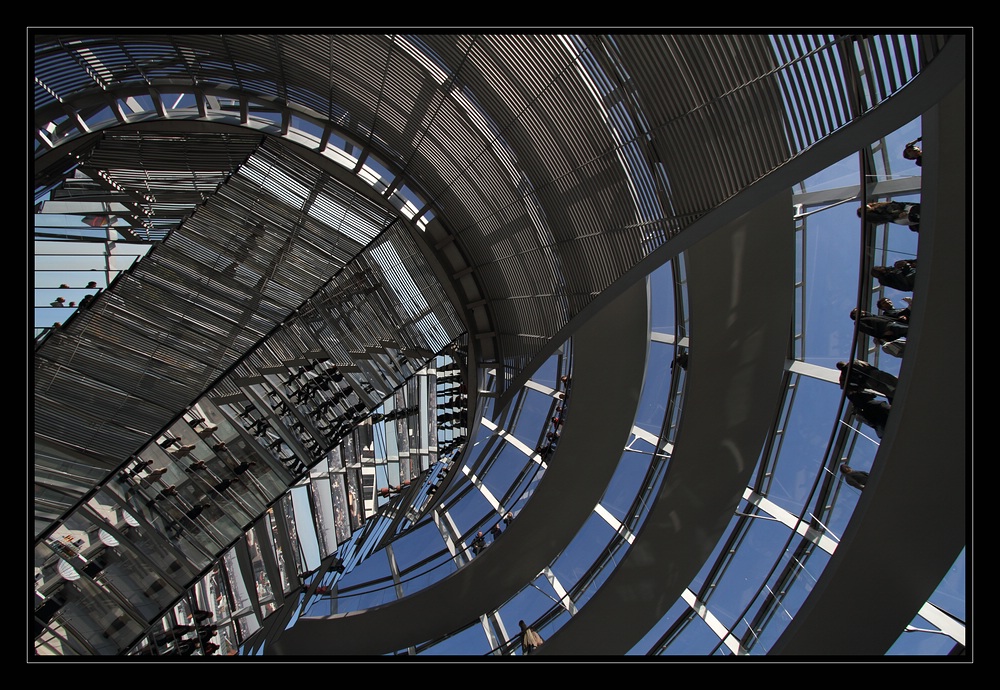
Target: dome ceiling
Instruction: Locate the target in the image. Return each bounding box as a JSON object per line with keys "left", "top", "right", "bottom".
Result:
{"left": 32, "top": 33, "right": 963, "bottom": 656}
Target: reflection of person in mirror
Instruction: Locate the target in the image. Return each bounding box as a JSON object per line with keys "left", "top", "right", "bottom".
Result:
{"left": 840, "top": 463, "right": 869, "bottom": 490}
{"left": 902, "top": 137, "right": 922, "bottom": 167}
{"left": 858, "top": 201, "right": 920, "bottom": 232}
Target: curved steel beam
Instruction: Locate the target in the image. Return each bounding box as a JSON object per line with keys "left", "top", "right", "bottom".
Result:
{"left": 267, "top": 277, "right": 650, "bottom": 655}
{"left": 771, "top": 73, "right": 967, "bottom": 657}
{"left": 538, "top": 188, "right": 794, "bottom": 655}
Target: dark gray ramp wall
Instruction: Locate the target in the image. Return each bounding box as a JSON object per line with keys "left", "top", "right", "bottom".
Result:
{"left": 267, "top": 278, "right": 650, "bottom": 655}
{"left": 539, "top": 189, "right": 794, "bottom": 656}
{"left": 771, "top": 78, "right": 967, "bottom": 657}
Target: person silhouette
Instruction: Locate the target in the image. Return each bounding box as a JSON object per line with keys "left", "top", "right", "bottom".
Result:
{"left": 876, "top": 297, "right": 910, "bottom": 321}
{"left": 850, "top": 308, "right": 908, "bottom": 342}
{"left": 903, "top": 137, "right": 922, "bottom": 167}
{"left": 847, "top": 391, "right": 891, "bottom": 439}
{"left": 836, "top": 360, "right": 898, "bottom": 402}
{"left": 871, "top": 259, "right": 917, "bottom": 293}
{"left": 840, "top": 463, "right": 869, "bottom": 490}
{"left": 519, "top": 619, "right": 544, "bottom": 654}
{"left": 858, "top": 201, "right": 920, "bottom": 231}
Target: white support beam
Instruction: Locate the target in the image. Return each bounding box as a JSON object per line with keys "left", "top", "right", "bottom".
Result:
{"left": 649, "top": 332, "right": 689, "bottom": 348}
{"left": 479, "top": 418, "right": 549, "bottom": 467}
{"left": 593, "top": 504, "right": 636, "bottom": 545}
{"left": 680, "top": 588, "right": 748, "bottom": 655}
{"left": 542, "top": 566, "right": 578, "bottom": 616}
{"left": 629, "top": 425, "right": 674, "bottom": 457}
{"left": 787, "top": 359, "right": 840, "bottom": 385}
{"left": 913, "top": 601, "right": 965, "bottom": 646}
{"left": 742, "top": 488, "right": 839, "bottom": 555}
{"left": 461, "top": 465, "right": 503, "bottom": 512}
{"left": 524, "top": 379, "right": 558, "bottom": 396}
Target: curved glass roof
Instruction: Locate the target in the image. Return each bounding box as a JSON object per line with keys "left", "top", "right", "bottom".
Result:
{"left": 260, "top": 124, "right": 962, "bottom": 658}
{"left": 32, "top": 32, "right": 968, "bottom": 660}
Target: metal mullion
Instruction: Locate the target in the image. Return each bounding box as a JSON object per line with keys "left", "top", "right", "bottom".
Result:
{"left": 816, "top": 39, "right": 850, "bottom": 132}
{"left": 771, "top": 36, "right": 809, "bottom": 154}
{"left": 798, "top": 36, "right": 836, "bottom": 138}
{"left": 788, "top": 35, "right": 822, "bottom": 146}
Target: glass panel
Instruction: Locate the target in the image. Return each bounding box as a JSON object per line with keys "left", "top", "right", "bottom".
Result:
{"left": 494, "top": 576, "right": 565, "bottom": 655}
{"left": 599, "top": 450, "right": 653, "bottom": 524}
{"left": 480, "top": 442, "right": 537, "bottom": 510}
{"left": 549, "top": 513, "right": 617, "bottom": 602}
{"left": 929, "top": 547, "right": 967, "bottom": 623}
{"left": 634, "top": 340, "right": 673, "bottom": 436}
{"left": 511, "top": 387, "right": 555, "bottom": 449}
{"left": 659, "top": 615, "right": 718, "bottom": 656}
{"left": 709, "top": 516, "right": 795, "bottom": 635}
{"left": 531, "top": 353, "right": 561, "bottom": 391}
{"left": 633, "top": 597, "right": 691, "bottom": 654}
{"left": 418, "top": 619, "right": 493, "bottom": 656}
{"left": 767, "top": 375, "right": 844, "bottom": 516}
{"left": 398, "top": 552, "right": 459, "bottom": 598}
{"left": 649, "top": 261, "right": 675, "bottom": 331}
{"left": 802, "top": 201, "right": 863, "bottom": 365}
{"left": 388, "top": 520, "right": 443, "bottom": 574}
{"left": 446, "top": 475, "right": 506, "bottom": 541}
